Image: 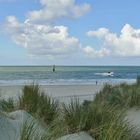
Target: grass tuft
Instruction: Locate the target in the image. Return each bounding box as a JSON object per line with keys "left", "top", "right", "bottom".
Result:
{"left": 37, "top": 93, "right": 59, "bottom": 125}
{"left": 19, "top": 84, "right": 41, "bottom": 113}
{"left": 19, "top": 84, "right": 59, "bottom": 125}
{"left": 20, "top": 119, "right": 51, "bottom": 140}
{"left": 0, "top": 98, "right": 15, "bottom": 112}
{"left": 94, "top": 80, "right": 140, "bottom": 108}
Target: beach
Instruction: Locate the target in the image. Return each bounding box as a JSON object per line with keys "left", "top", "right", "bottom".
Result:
{"left": 1, "top": 83, "right": 140, "bottom": 140}
{"left": 0, "top": 84, "right": 103, "bottom": 103}
{"left": 0, "top": 66, "right": 140, "bottom": 139}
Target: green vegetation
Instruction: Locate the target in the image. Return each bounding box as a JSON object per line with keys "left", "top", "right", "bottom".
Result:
{"left": 19, "top": 84, "right": 59, "bottom": 125}
{"left": 58, "top": 100, "right": 140, "bottom": 140}
{"left": 20, "top": 120, "right": 37, "bottom": 140}
{"left": 1, "top": 77, "right": 140, "bottom": 139}
{"left": 37, "top": 93, "right": 59, "bottom": 125}
{"left": 92, "top": 111, "right": 140, "bottom": 140}
{"left": 19, "top": 84, "right": 41, "bottom": 113}
{"left": 94, "top": 77, "right": 140, "bottom": 108}
{"left": 0, "top": 98, "right": 15, "bottom": 112}
{"left": 137, "top": 76, "right": 140, "bottom": 85}
{"left": 20, "top": 119, "right": 51, "bottom": 140}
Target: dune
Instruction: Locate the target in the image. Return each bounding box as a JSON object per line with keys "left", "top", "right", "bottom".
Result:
{"left": 0, "top": 110, "right": 44, "bottom": 140}
{"left": 126, "top": 108, "right": 140, "bottom": 131}
{"left": 0, "top": 110, "right": 96, "bottom": 140}
{"left": 57, "top": 132, "right": 94, "bottom": 140}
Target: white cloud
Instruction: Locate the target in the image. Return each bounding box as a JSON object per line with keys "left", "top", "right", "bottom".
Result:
{"left": 87, "top": 24, "right": 140, "bottom": 57}
{"left": 83, "top": 46, "right": 110, "bottom": 58}
{"left": 2, "top": 0, "right": 93, "bottom": 60}
{"left": 27, "top": 0, "right": 91, "bottom": 22}
{"left": 87, "top": 28, "right": 109, "bottom": 38}
{"left": 4, "top": 16, "right": 81, "bottom": 58}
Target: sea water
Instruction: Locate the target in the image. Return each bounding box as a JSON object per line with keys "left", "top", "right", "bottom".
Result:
{"left": 0, "top": 66, "right": 139, "bottom": 86}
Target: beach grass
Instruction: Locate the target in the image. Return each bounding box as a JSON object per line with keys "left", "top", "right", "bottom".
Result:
{"left": 136, "top": 76, "right": 140, "bottom": 85}
{"left": 19, "top": 84, "right": 41, "bottom": 113}
{"left": 92, "top": 112, "right": 140, "bottom": 140}
{"left": 20, "top": 120, "right": 37, "bottom": 140}
{"left": 50, "top": 99, "right": 140, "bottom": 140}
{"left": 19, "top": 84, "right": 59, "bottom": 125}
{"left": 94, "top": 80, "right": 140, "bottom": 108}
{"left": 12, "top": 81, "right": 140, "bottom": 139}
{"left": 37, "top": 93, "right": 59, "bottom": 125}
{"left": 0, "top": 98, "right": 15, "bottom": 112}
{"left": 1, "top": 79, "right": 140, "bottom": 139}
{"left": 20, "top": 119, "right": 52, "bottom": 140}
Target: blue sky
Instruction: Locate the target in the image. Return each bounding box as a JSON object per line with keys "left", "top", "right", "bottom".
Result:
{"left": 0, "top": 0, "right": 140, "bottom": 65}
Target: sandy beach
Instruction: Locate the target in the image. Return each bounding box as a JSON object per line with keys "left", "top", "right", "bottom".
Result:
{"left": 0, "top": 84, "right": 103, "bottom": 103}
{"left": 1, "top": 84, "right": 140, "bottom": 140}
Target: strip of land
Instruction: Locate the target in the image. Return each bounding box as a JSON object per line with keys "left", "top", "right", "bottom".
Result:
{"left": 0, "top": 84, "right": 103, "bottom": 102}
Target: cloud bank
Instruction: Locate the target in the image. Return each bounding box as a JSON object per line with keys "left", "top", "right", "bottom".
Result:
{"left": 4, "top": 0, "right": 91, "bottom": 59}
{"left": 27, "top": 0, "right": 91, "bottom": 22}
{"left": 3, "top": 0, "right": 140, "bottom": 61}
{"left": 5, "top": 16, "right": 81, "bottom": 58}
{"left": 86, "top": 24, "right": 140, "bottom": 57}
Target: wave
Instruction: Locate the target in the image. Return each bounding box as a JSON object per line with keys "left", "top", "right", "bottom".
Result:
{"left": 0, "top": 79, "right": 136, "bottom": 86}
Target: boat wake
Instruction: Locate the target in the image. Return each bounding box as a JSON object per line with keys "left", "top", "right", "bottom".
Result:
{"left": 95, "top": 72, "right": 114, "bottom": 77}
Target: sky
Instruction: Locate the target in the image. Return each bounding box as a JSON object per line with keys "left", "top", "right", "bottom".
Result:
{"left": 0, "top": 0, "right": 140, "bottom": 65}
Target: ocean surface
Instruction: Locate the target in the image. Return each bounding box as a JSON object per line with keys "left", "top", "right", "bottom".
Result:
{"left": 0, "top": 66, "right": 139, "bottom": 86}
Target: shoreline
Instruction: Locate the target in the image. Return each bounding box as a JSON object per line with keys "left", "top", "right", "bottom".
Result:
{"left": 0, "top": 84, "right": 104, "bottom": 103}
{"left": 0, "top": 78, "right": 136, "bottom": 87}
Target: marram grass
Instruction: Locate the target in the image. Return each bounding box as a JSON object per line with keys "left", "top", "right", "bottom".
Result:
{"left": 19, "top": 84, "right": 59, "bottom": 125}
{"left": 94, "top": 80, "right": 140, "bottom": 108}
{"left": 20, "top": 119, "right": 53, "bottom": 140}
{"left": 0, "top": 98, "right": 15, "bottom": 112}
{"left": 1, "top": 79, "right": 140, "bottom": 139}
{"left": 54, "top": 99, "right": 140, "bottom": 140}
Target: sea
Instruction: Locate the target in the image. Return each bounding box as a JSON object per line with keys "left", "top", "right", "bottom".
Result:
{"left": 0, "top": 66, "right": 139, "bottom": 86}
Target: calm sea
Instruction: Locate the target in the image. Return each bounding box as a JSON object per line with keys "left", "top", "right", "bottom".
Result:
{"left": 0, "top": 66, "right": 139, "bottom": 85}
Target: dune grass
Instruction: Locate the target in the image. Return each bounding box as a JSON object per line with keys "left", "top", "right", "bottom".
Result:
{"left": 136, "top": 76, "right": 140, "bottom": 85}
{"left": 37, "top": 93, "right": 59, "bottom": 125}
{"left": 19, "top": 84, "right": 59, "bottom": 125}
{"left": 20, "top": 119, "right": 52, "bottom": 140}
{"left": 59, "top": 99, "right": 140, "bottom": 140}
{"left": 20, "top": 120, "right": 37, "bottom": 140}
{"left": 94, "top": 77, "right": 140, "bottom": 108}
{"left": 92, "top": 113, "right": 140, "bottom": 140}
{"left": 62, "top": 99, "right": 88, "bottom": 133}
{"left": 0, "top": 98, "right": 15, "bottom": 112}
{"left": 89, "top": 104, "right": 140, "bottom": 140}
{"left": 1, "top": 79, "right": 140, "bottom": 139}
{"left": 94, "top": 84, "right": 125, "bottom": 107}
{"left": 19, "top": 84, "right": 41, "bottom": 113}
{"left": 16, "top": 81, "right": 140, "bottom": 139}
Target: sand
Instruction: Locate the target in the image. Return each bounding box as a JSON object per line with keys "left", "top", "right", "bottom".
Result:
{"left": 0, "top": 110, "right": 47, "bottom": 140}
{"left": 0, "top": 84, "right": 103, "bottom": 103}
{"left": 57, "top": 132, "right": 94, "bottom": 140}
{"left": 126, "top": 108, "right": 140, "bottom": 131}
{"left": 0, "top": 110, "right": 34, "bottom": 140}
{"left": 0, "top": 110, "right": 95, "bottom": 140}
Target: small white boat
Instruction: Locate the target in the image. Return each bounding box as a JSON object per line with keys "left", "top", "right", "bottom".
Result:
{"left": 95, "top": 72, "right": 114, "bottom": 76}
